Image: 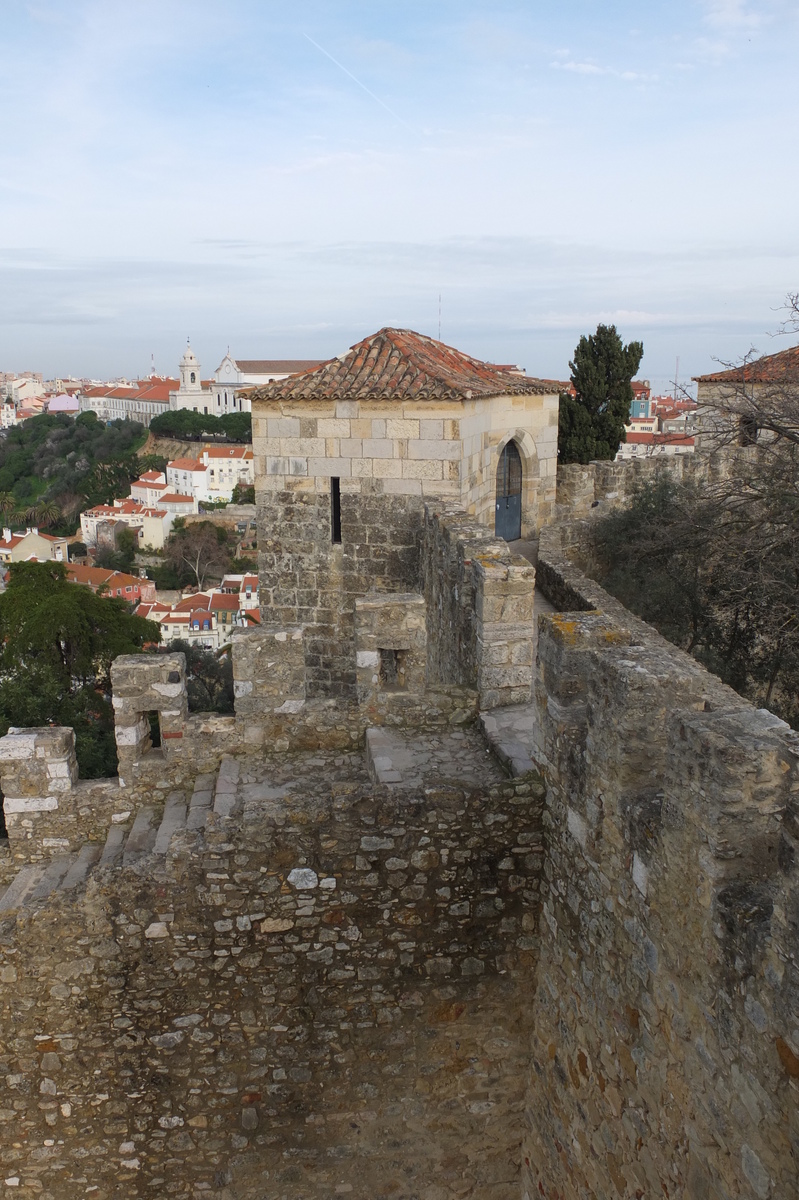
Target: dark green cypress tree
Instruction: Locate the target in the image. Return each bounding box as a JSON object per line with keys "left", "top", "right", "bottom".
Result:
{"left": 558, "top": 324, "right": 644, "bottom": 464}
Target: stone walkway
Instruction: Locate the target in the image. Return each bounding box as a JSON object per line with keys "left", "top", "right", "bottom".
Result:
{"left": 365, "top": 725, "right": 503, "bottom": 789}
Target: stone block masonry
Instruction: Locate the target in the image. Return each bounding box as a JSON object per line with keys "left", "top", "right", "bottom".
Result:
{"left": 354, "top": 592, "right": 426, "bottom": 707}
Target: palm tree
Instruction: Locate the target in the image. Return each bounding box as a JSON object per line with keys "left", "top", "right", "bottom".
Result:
{"left": 0, "top": 492, "right": 15, "bottom": 518}
{"left": 34, "top": 500, "right": 61, "bottom": 529}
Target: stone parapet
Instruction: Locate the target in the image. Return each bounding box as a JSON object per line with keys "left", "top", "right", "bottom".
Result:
{"left": 110, "top": 653, "right": 188, "bottom": 787}
{"left": 354, "top": 592, "right": 426, "bottom": 707}
{"left": 525, "top": 535, "right": 799, "bottom": 1200}
{"left": 231, "top": 624, "right": 305, "bottom": 718}
{"left": 422, "top": 502, "right": 536, "bottom": 708}
{"left": 0, "top": 727, "right": 80, "bottom": 862}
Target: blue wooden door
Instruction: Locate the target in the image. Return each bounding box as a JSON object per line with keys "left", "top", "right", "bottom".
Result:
{"left": 495, "top": 441, "right": 522, "bottom": 540}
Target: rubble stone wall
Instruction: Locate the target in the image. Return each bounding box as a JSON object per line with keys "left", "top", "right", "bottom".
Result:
{"left": 523, "top": 553, "right": 799, "bottom": 1199}
{"left": 0, "top": 768, "right": 545, "bottom": 1200}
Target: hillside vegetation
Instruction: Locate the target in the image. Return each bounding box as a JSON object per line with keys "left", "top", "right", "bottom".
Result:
{"left": 0, "top": 411, "right": 152, "bottom": 530}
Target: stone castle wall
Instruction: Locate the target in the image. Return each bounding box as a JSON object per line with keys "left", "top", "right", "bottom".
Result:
{"left": 524, "top": 528, "right": 799, "bottom": 1200}
{"left": 0, "top": 763, "right": 545, "bottom": 1199}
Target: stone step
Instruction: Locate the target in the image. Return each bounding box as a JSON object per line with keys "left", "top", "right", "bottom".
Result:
{"left": 60, "top": 843, "right": 102, "bottom": 891}
{"left": 213, "top": 756, "right": 241, "bottom": 819}
{"left": 187, "top": 771, "right": 216, "bottom": 832}
{"left": 29, "top": 855, "right": 74, "bottom": 902}
{"left": 479, "top": 707, "right": 536, "bottom": 778}
{"left": 99, "top": 823, "right": 128, "bottom": 868}
{"left": 122, "top": 807, "right": 158, "bottom": 866}
{"left": 365, "top": 727, "right": 404, "bottom": 786}
{"left": 153, "top": 792, "right": 187, "bottom": 855}
{"left": 0, "top": 864, "right": 46, "bottom": 913}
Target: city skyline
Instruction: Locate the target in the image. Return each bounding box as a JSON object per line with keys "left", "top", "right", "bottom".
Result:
{"left": 2, "top": 0, "right": 798, "bottom": 389}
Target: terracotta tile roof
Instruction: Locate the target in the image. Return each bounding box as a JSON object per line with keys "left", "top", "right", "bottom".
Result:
{"left": 159, "top": 492, "right": 195, "bottom": 504}
{"left": 169, "top": 458, "right": 205, "bottom": 472}
{"left": 694, "top": 345, "right": 799, "bottom": 384}
{"left": 236, "top": 360, "right": 324, "bottom": 374}
{"left": 67, "top": 565, "right": 144, "bottom": 590}
{"left": 174, "top": 593, "right": 212, "bottom": 613}
{"left": 0, "top": 535, "right": 24, "bottom": 550}
{"left": 209, "top": 592, "right": 240, "bottom": 611}
{"left": 249, "top": 328, "right": 561, "bottom": 404}
{"left": 136, "top": 471, "right": 167, "bottom": 484}
{"left": 202, "top": 445, "right": 253, "bottom": 459}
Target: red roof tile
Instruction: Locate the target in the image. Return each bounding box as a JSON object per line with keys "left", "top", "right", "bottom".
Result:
{"left": 169, "top": 458, "right": 205, "bottom": 472}
{"left": 250, "top": 328, "right": 561, "bottom": 404}
{"left": 694, "top": 345, "right": 799, "bottom": 384}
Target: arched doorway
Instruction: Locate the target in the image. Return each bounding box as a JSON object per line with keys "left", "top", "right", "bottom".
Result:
{"left": 495, "top": 440, "right": 522, "bottom": 540}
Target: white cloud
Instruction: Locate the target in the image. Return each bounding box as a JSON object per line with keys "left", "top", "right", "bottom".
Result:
{"left": 703, "top": 1, "right": 764, "bottom": 31}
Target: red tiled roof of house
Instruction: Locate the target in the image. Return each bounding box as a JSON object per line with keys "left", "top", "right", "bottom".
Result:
{"left": 159, "top": 492, "right": 195, "bottom": 504}
{"left": 694, "top": 345, "right": 799, "bottom": 384}
{"left": 202, "top": 445, "right": 253, "bottom": 459}
{"left": 135, "top": 472, "right": 167, "bottom": 485}
{"left": 67, "top": 565, "right": 145, "bottom": 590}
{"left": 250, "top": 328, "right": 562, "bottom": 404}
{"left": 209, "top": 592, "right": 240, "bottom": 611}
{"left": 169, "top": 458, "right": 205, "bottom": 472}
{"left": 174, "top": 593, "right": 212, "bottom": 612}
{"left": 0, "top": 534, "right": 24, "bottom": 550}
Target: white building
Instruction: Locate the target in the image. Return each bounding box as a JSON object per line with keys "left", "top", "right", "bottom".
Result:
{"left": 79, "top": 499, "right": 176, "bottom": 550}
{"left": 166, "top": 446, "right": 253, "bottom": 503}
{"left": 210, "top": 355, "right": 324, "bottom": 417}
{"left": 169, "top": 343, "right": 215, "bottom": 415}
{"left": 79, "top": 379, "right": 176, "bottom": 426}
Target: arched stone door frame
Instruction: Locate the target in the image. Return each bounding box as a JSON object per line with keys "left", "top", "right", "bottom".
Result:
{"left": 494, "top": 430, "right": 540, "bottom": 539}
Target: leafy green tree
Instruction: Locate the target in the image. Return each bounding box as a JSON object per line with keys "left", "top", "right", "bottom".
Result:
{"left": 232, "top": 483, "right": 255, "bottom": 504}
{"left": 95, "top": 525, "right": 138, "bottom": 573}
{"left": 558, "top": 324, "right": 644, "bottom": 464}
{"left": 165, "top": 640, "right": 234, "bottom": 714}
{"left": 0, "top": 562, "right": 160, "bottom": 777}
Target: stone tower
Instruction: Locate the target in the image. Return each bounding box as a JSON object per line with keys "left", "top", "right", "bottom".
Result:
{"left": 249, "top": 327, "right": 560, "bottom": 700}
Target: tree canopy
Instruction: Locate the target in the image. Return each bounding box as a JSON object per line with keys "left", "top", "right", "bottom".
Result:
{"left": 164, "top": 519, "right": 234, "bottom": 589}
{"left": 0, "top": 411, "right": 148, "bottom": 530}
{"left": 558, "top": 324, "right": 643, "bottom": 464}
{"left": 0, "top": 562, "right": 160, "bottom": 777}
{"left": 149, "top": 409, "right": 251, "bottom": 442}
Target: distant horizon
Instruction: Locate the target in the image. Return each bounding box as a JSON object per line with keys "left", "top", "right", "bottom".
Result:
{"left": 2, "top": 2, "right": 798, "bottom": 394}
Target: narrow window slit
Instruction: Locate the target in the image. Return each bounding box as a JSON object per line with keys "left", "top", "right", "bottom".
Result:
{"left": 331, "top": 477, "right": 342, "bottom": 543}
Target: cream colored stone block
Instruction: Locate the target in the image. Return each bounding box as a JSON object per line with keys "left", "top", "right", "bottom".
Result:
{"left": 371, "top": 458, "right": 402, "bottom": 479}
{"left": 350, "top": 419, "right": 372, "bottom": 437}
{"left": 408, "top": 439, "right": 461, "bottom": 460}
{"left": 419, "top": 419, "right": 443, "bottom": 439}
{"left": 363, "top": 438, "right": 394, "bottom": 458}
{"left": 308, "top": 457, "right": 351, "bottom": 477}
{"left": 403, "top": 459, "right": 443, "bottom": 479}
{"left": 444, "top": 419, "right": 460, "bottom": 439}
{"left": 281, "top": 438, "right": 325, "bottom": 456}
{"left": 267, "top": 417, "right": 301, "bottom": 437}
{"left": 381, "top": 477, "right": 422, "bottom": 495}
{"left": 335, "top": 400, "right": 359, "bottom": 418}
{"left": 371, "top": 418, "right": 386, "bottom": 437}
{"left": 317, "top": 419, "right": 351, "bottom": 437}
{"left": 423, "top": 478, "right": 459, "bottom": 496}
{"left": 325, "top": 438, "right": 340, "bottom": 456}
{"left": 351, "top": 457, "right": 373, "bottom": 477}
{"left": 386, "top": 418, "right": 419, "bottom": 439}
{"left": 340, "top": 439, "right": 363, "bottom": 457}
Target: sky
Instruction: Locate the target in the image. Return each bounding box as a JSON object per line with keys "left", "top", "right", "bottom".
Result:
{"left": 1, "top": 0, "right": 798, "bottom": 390}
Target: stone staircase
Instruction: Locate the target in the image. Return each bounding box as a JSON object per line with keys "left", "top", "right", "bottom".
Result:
{"left": 0, "top": 756, "right": 242, "bottom": 915}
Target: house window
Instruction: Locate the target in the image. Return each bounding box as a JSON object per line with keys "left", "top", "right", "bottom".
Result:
{"left": 331, "top": 477, "right": 342, "bottom": 544}
{"left": 190, "top": 372, "right": 196, "bottom": 383}
{"left": 739, "top": 415, "right": 758, "bottom": 446}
